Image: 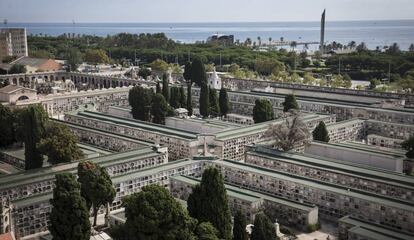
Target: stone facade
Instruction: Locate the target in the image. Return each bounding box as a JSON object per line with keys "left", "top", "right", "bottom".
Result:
{"left": 245, "top": 146, "right": 413, "bottom": 202}
{"left": 170, "top": 175, "right": 319, "bottom": 230}
{"left": 213, "top": 160, "right": 414, "bottom": 233}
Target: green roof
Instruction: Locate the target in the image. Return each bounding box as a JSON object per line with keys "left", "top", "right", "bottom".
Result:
{"left": 218, "top": 159, "right": 414, "bottom": 211}
{"left": 70, "top": 111, "right": 198, "bottom": 140}
{"left": 339, "top": 216, "right": 414, "bottom": 240}
{"left": 0, "top": 147, "right": 162, "bottom": 189}
{"left": 54, "top": 119, "right": 154, "bottom": 146}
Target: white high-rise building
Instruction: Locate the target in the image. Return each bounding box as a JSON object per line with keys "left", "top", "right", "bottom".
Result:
{"left": 0, "top": 28, "right": 28, "bottom": 61}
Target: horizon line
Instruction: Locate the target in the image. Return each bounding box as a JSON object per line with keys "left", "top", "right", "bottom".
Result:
{"left": 3, "top": 18, "right": 414, "bottom": 25}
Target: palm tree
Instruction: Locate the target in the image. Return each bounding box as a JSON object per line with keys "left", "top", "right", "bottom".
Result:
{"left": 290, "top": 41, "right": 297, "bottom": 51}
{"left": 348, "top": 41, "right": 356, "bottom": 49}
{"left": 257, "top": 36, "right": 261, "bottom": 47}
{"left": 268, "top": 37, "right": 272, "bottom": 46}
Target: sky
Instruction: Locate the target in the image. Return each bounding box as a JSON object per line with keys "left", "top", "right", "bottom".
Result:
{"left": 1, "top": 0, "right": 414, "bottom": 23}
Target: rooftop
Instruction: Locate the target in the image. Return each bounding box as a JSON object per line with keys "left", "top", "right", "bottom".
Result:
{"left": 68, "top": 110, "right": 199, "bottom": 140}
{"left": 217, "top": 159, "right": 414, "bottom": 211}
{"left": 339, "top": 215, "right": 414, "bottom": 240}
{"left": 247, "top": 146, "right": 414, "bottom": 190}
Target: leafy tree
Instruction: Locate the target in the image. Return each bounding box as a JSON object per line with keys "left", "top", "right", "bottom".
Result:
{"left": 188, "top": 167, "right": 232, "bottom": 240}
{"left": 156, "top": 82, "right": 162, "bottom": 94}
{"left": 312, "top": 121, "right": 330, "bottom": 142}
{"left": 84, "top": 49, "right": 109, "bottom": 65}
{"left": 128, "top": 86, "right": 153, "bottom": 121}
{"left": 37, "top": 122, "right": 84, "bottom": 164}
{"left": 191, "top": 58, "right": 207, "bottom": 86}
{"left": 77, "top": 161, "right": 116, "bottom": 226}
{"left": 20, "top": 105, "right": 47, "bottom": 170}
{"left": 0, "top": 105, "right": 16, "bottom": 147}
{"left": 9, "top": 64, "right": 26, "bottom": 74}
{"left": 199, "top": 83, "right": 210, "bottom": 118}
{"left": 303, "top": 73, "right": 316, "bottom": 85}
{"left": 402, "top": 136, "right": 414, "bottom": 159}
{"left": 138, "top": 68, "right": 152, "bottom": 79}
{"left": 179, "top": 86, "right": 187, "bottom": 108}
{"left": 122, "top": 185, "right": 197, "bottom": 240}
{"left": 187, "top": 82, "right": 193, "bottom": 116}
{"left": 196, "top": 222, "right": 220, "bottom": 240}
{"left": 150, "top": 59, "right": 169, "bottom": 72}
{"left": 184, "top": 61, "right": 192, "bottom": 82}
{"left": 162, "top": 73, "right": 170, "bottom": 102}
{"left": 209, "top": 87, "right": 220, "bottom": 117}
{"left": 264, "top": 114, "right": 311, "bottom": 151}
{"left": 282, "top": 94, "right": 299, "bottom": 112}
{"left": 250, "top": 213, "right": 277, "bottom": 240}
{"left": 219, "top": 88, "right": 230, "bottom": 117}
{"left": 369, "top": 78, "right": 380, "bottom": 89}
{"left": 151, "top": 93, "right": 170, "bottom": 124}
{"left": 255, "top": 59, "right": 285, "bottom": 76}
{"left": 233, "top": 210, "right": 248, "bottom": 240}
{"left": 49, "top": 173, "right": 91, "bottom": 240}
{"left": 253, "top": 99, "right": 274, "bottom": 123}
{"left": 66, "top": 48, "right": 82, "bottom": 71}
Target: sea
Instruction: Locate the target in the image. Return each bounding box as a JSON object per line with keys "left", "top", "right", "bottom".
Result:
{"left": 4, "top": 20, "right": 414, "bottom": 50}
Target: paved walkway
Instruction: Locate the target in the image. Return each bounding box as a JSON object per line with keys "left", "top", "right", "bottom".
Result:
{"left": 296, "top": 221, "right": 337, "bottom": 240}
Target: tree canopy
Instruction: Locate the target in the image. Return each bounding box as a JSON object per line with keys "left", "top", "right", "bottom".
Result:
{"left": 49, "top": 173, "right": 91, "bottom": 240}
{"left": 233, "top": 210, "right": 248, "bottom": 240}
{"left": 162, "top": 73, "right": 170, "bottom": 102}
{"left": 209, "top": 87, "right": 220, "bottom": 117}
{"left": 84, "top": 49, "right": 110, "bottom": 65}
{"left": 250, "top": 213, "right": 277, "bottom": 240}
{"left": 219, "top": 88, "right": 231, "bottom": 117}
{"left": 264, "top": 114, "right": 311, "bottom": 151}
{"left": 402, "top": 136, "right": 414, "bottom": 159}
{"left": 312, "top": 121, "right": 330, "bottom": 142}
{"left": 121, "top": 184, "right": 197, "bottom": 240}
{"left": 20, "top": 105, "right": 48, "bottom": 170}
{"left": 187, "top": 82, "right": 193, "bottom": 116}
{"left": 199, "top": 83, "right": 210, "bottom": 118}
{"left": 38, "top": 122, "right": 84, "bottom": 164}
{"left": 151, "top": 93, "right": 171, "bottom": 124}
{"left": 0, "top": 104, "right": 17, "bottom": 147}
{"left": 187, "top": 167, "right": 232, "bottom": 240}
{"left": 77, "top": 161, "right": 116, "bottom": 226}
{"left": 191, "top": 58, "right": 207, "bottom": 86}
{"left": 253, "top": 99, "right": 274, "bottom": 123}
{"left": 282, "top": 94, "right": 299, "bottom": 112}
{"left": 129, "top": 86, "right": 153, "bottom": 121}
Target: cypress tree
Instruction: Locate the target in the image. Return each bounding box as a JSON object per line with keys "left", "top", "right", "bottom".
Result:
{"left": 402, "top": 136, "right": 414, "bottom": 159}
{"left": 170, "top": 87, "right": 180, "bottom": 109}
{"left": 282, "top": 94, "right": 299, "bottom": 112}
{"left": 21, "top": 105, "right": 47, "bottom": 170}
{"left": 151, "top": 93, "right": 170, "bottom": 124}
{"left": 78, "top": 161, "right": 115, "bottom": 226}
{"left": 156, "top": 82, "right": 162, "bottom": 94}
{"left": 187, "top": 82, "right": 193, "bottom": 116}
{"left": 184, "top": 61, "right": 192, "bottom": 82}
{"left": 162, "top": 73, "right": 169, "bottom": 102}
{"left": 233, "top": 210, "right": 248, "bottom": 240}
{"left": 191, "top": 58, "right": 207, "bottom": 86}
{"left": 179, "top": 86, "right": 186, "bottom": 108}
{"left": 49, "top": 173, "right": 91, "bottom": 240}
{"left": 250, "top": 213, "right": 276, "bottom": 240}
{"left": 0, "top": 105, "right": 16, "bottom": 147}
{"left": 187, "top": 167, "right": 232, "bottom": 240}
{"left": 199, "top": 83, "right": 210, "bottom": 118}
{"left": 209, "top": 87, "right": 220, "bottom": 117}
{"left": 253, "top": 99, "right": 274, "bottom": 123}
{"left": 128, "top": 86, "right": 153, "bottom": 121}
{"left": 312, "top": 121, "right": 330, "bottom": 142}
{"left": 219, "top": 87, "right": 230, "bottom": 117}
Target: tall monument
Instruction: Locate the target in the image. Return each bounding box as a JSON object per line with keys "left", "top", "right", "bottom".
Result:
{"left": 320, "top": 9, "right": 326, "bottom": 53}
